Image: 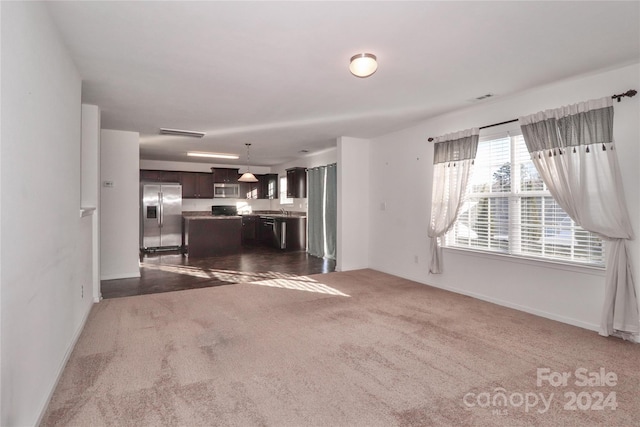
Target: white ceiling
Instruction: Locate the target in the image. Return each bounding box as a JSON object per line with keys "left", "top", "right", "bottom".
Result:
{"left": 46, "top": 1, "right": 639, "bottom": 167}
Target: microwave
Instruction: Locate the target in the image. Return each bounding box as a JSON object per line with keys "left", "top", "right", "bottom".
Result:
{"left": 213, "top": 183, "right": 240, "bottom": 198}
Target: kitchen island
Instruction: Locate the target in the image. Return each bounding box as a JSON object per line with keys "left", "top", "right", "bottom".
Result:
{"left": 182, "top": 213, "right": 242, "bottom": 258}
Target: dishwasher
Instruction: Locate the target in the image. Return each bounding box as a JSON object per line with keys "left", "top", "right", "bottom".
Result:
{"left": 262, "top": 217, "right": 286, "bottom": 249}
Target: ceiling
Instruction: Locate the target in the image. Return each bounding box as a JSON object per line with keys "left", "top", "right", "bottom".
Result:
{"left": 46, "top": 1, "right": 639, "bottom": 167}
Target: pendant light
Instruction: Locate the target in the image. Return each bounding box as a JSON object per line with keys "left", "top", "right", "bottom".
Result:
{"left": 238, "top": 143, "right": 258, "bottom": 183}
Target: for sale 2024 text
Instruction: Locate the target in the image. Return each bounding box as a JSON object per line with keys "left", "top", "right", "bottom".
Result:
{"left": 537, "top": 367, "right": 618, "bottom": 411}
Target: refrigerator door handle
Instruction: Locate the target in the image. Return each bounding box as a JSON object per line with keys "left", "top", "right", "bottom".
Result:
{"left": 158, "top": 192, "right": 163, "bottom": 227}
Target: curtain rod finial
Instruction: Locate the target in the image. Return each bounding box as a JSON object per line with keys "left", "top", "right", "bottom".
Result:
{"left": 612, "top": 89, "right": 637, "bottom": 102}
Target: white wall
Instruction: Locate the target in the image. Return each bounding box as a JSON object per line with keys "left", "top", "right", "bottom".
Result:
{"left": 100, "top": 130, "right": 140, "bottom": 280}
{"left": 368, "top": 63, "right": 640, "bottom": 331}
{"left": 1, "top": 2, "right": 94, "bottom": 425}
{"left": 337, "top": 138, "right": 370, "bottom": 272}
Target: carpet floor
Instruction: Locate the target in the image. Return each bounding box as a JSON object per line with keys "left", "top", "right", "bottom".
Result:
{"left": 41, "top": 269, "right": 639, "bottom": 426}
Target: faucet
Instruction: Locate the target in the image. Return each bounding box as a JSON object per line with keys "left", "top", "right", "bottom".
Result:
{"left": 280, "top": 208, "right": 286, "bottom": 215}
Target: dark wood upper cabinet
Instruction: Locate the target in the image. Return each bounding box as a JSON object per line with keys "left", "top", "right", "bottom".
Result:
{"left": 286, "top": 167, "right": 307, "bottom": 198}
{"left": 212, "top": 168, "right": 239, "bottom": 183}
{"left": 259, "top": 174, "right": 279, "bottom": 199}
{"left": 180, "top": 172, "right": 197, "bottom": 197}
{"left": 239, "top": 181, "right": 257, "bottom": 199}
{"left": 179, "top": 172, "right": 213, "bottom": 199}
{"left": 140, "top": 170, "right": 181, "bottom": 183}
{"left": 141, "top": 168, "right": 276, "bottom": 199}
{"left": 196, "top": 173, "right": 214, "bottom": 198}
{"left": 240, "top": 174, "right": 278, "bottom": 199}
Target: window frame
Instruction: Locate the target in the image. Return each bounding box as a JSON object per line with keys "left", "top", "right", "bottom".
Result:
{"left": 279, "top": 176, "right": 293, "bottom": 205}
{"left": 443, "top": 126, "right": 605, "bottom": 270}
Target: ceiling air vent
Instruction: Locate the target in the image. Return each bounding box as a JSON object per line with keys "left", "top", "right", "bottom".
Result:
{"left": 160, "top": 128, "right": 206, "bottom": 138}
{"left": 470, "top": 93, "right": 495, "bottom": 102}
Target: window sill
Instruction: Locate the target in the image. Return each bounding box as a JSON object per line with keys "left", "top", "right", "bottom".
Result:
{"left": 442, "top": 246, "right": 606, "bottom": 276}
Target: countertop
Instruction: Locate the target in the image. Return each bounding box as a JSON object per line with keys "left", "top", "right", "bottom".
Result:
{"left": 182, "top": 211, "right": 306, "bottom": 219}
{"left": 245, "top": 212, "right": 307, "bottom": 219}
{"left": 183, "top": 215, "right": 241, "bottom": 221}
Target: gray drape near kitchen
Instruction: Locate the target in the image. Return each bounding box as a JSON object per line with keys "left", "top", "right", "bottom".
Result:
{"left": 428, "top": 128, "right": 479, "bottom": 274}
{"left": 519, "top": 97, "right": 639, "bottom": 340}
{"left": 325, "top": 164, "right": 337, "bottom": 259}
{"left": 307, "top": 164, "right": 337, "bottom": 260}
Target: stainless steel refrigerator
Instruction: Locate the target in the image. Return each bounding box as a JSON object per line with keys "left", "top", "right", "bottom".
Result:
{"left": 141, "top": 184, "right": 182, "bottom": 251}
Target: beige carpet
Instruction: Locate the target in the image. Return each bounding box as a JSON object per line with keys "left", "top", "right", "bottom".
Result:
{"left": 41, "top": 269, "right": 639, "bottom": 426}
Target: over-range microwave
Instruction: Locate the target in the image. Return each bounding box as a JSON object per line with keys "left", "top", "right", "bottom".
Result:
{"left": 213, "top": 183, "right": 240, "bottom": 198}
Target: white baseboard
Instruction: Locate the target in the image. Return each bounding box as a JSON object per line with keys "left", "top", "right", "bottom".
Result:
{"left": 371, "top": 267, "right": 600, "bottom": 333}
{"left": 100, "top": 271, "right": 141, "bottom": 281}
{"left": 35, "top": 301, "right": 94, "bottom": 426}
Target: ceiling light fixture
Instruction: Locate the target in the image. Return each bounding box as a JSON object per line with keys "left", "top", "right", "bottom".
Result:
{"left": 187, "top": 152, "right": 239, "bottom": 159}
{"left": 160, "top": 128, "right": 206, "bottom": 138}
{"left": 349, "top": 53, "right": 377, "bottom": 78}
{"left": 238, "top": 143, "right": 258, "bottom": 183}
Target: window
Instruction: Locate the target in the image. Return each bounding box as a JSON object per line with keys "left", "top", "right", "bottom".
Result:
{"left": 445, "top": 131, "right": 604, "bottom": 267}
{"left": 280, "top": 176, "right": 293, "bottom": 205}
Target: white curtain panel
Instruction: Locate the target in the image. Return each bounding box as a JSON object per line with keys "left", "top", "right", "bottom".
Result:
{"left": 428, "top": 128, "right": 479, "bottom": 274}
{"left": 519, "top": 97, "right": 639, "bottom": 340}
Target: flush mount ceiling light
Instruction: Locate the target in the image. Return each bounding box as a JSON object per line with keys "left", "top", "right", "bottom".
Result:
{"left": 349, "top": 53, "right": 377, "bottom": 78}
{"left": 187, "top": 152, "right": 239, "bottom": 159}
{"left": 160, "top": 128, "right": 206, "bottom": 138}
{"left": 238, "top": 143, "right": 258, "bottom": 183}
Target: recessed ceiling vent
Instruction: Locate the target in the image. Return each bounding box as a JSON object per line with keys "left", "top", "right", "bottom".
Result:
{"left": 470, "top": 93, "right": 495, "bottom": 102}
{"left": 160, "top": 128, "right": 206, "bottom": 138}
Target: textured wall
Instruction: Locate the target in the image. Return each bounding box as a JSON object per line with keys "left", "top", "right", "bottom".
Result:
{"left": 1, "top": 2, "right": 94, "bottom": 425}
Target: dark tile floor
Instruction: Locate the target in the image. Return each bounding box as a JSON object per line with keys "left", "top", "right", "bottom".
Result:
{"left": 101, "top": 245, "right": 336, "bottom": 299}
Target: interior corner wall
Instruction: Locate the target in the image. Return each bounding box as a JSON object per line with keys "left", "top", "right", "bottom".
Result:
{"left": 1, "top": 2, "right": 94, "bottom": 425}
{"left": 100, "top": 129, "right": 140, "bottom": 280}
{"left": 81, "top": 104, "right": 101, "bottom": 301}
{"left": 368, "top": 63, "right": 640, "bottom": 331}
{"left": 337, "top": 137, "right": 370, "bottom": 271}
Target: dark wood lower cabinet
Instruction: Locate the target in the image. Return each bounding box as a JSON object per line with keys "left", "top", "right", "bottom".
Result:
{"left": 284, "top": 217, "right": 306, "bottom": 251}
{"left": 241, "top": 216, "right": 257, "bottom": 243}
{"left": 183, "top": 217, "right": 242, "bottom": 258}
{"left": 247, "top": 215, "right": 306, "bottom": 251}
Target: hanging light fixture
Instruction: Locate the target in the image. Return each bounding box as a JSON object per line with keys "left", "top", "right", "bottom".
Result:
{"left": 238, "top": 143, "right": 258, "bottom": 183}
{"left": 349, "top": 53, "right": 377, "bottom": 78}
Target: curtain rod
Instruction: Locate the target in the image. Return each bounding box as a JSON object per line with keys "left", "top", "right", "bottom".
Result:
{"left": 427, "top": 89, "right": 637, "bottom": 142}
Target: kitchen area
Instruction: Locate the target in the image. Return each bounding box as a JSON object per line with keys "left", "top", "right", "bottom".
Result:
{"left": 140, "top": 167, "right": 309, "bottom": 258}
{"left": 99, "top": 143, "right": 338, "bottom": 300}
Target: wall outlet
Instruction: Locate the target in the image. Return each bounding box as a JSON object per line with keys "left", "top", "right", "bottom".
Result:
{"left": 414, "top": 255, "right": 419, "bottom": 264}
{"left": 103, "top": 180, "right": 114, "bottom": 188}
{"left": 380, "top": 202, "right": 386, "bottom": 211}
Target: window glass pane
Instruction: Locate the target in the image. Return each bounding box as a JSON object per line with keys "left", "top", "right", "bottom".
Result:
{"left": 470, "top": 137, "right": 511, "bottom": 193}
{"left": 514, "top": 135, "right": 545, "bottom": 192}
{"left": 450, "top": 196, "right": 509, "bottom": 252}
{"left": 446, "top": 133, "right": 604, "bottom": 267}
{"left": 520, "top": 196, "right": 543, "bottom": 255}
{"left": 280, "top": 176, "right": 293, "bottom": 204}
